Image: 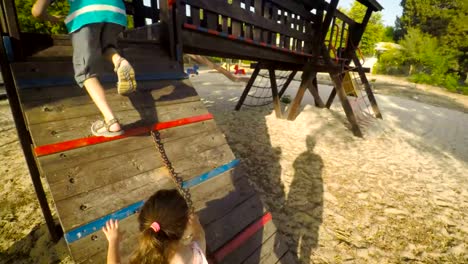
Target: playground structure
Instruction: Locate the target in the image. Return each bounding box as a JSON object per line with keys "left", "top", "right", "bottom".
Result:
{"left": 0, "top": 0, "right": 382, "bottom": 263}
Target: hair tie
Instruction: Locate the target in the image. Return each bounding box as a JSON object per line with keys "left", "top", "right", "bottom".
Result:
{"left": 150, "top": 222, "right": 160, "bottom": 233}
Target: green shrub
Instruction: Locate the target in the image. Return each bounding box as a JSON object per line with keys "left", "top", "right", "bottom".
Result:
{"left": 375, "top": 48, "right": 408, "bottom": 75}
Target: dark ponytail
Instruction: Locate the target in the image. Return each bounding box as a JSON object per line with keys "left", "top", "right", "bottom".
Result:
{"left": 130, "top": 189, "right": 189, "bottom": 264}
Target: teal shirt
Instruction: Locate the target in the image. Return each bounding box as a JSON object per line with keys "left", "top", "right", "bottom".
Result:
{"left": 65, "top": 0, "right": 128, "bottom": 33}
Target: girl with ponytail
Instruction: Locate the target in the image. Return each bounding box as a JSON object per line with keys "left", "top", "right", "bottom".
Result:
{"left": 102, "top": 189, "right": 207, "bottom": 264}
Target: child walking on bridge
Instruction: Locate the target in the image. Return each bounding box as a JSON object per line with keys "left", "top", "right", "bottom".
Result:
{"left": 32, "top": 0, "right": 137, "bottom": 137}
{"left": 102, "top": 189, "right": 208, "bottom": 264}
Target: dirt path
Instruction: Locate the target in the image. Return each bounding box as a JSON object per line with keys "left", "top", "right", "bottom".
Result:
{"left": 0, "top": 73, "right": 467, "bottom": 263}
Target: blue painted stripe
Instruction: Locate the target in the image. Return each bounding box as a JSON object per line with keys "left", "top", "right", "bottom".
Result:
{"left": 64, "top": 159, "right": 240, "bottom": 244}
{"left": 182, "top": 159, "right": 240, "bottom": 188}
{"left": 17, "top": 72, "right": 188, "bottom": 89}
{"left": 219, "top": 32, "right": 228, "bottom": 38}
{"left": 198, "top": 27, "right": 209, "bottom": 33}
{"left": 65, "top": 201, "right": 144, "bottom": 243}
{"left": 2, "top": 36, "right": 14, "bottom": 62}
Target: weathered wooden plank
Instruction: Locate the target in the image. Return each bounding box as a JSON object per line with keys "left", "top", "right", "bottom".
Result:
{"left": 269, "top": 69, "right": 283, "bottom": 118}
{"left": 244, "top": 0, "right": 253, "bottom": 39}
{"left": 262, "top": 1, "right": 272, "bottom": 44}
{"left": 204, "top": 194, "right": 267, "bottom": 252}
{"left": 37, "top": 120, "right": 219, "bottom": 173}
{"left": 222, "top": 16, "right": 229, "bottom": 33}
{"left": 243, "top": 232, "right": 290, "bottom": 264}
{"left": 19, "top": 79, "right": 191, "bottom": 103}
{"left": 182, "top": 30, "right": 307, "bottom": 65}
{"left": 29, "top": 100, "right": 209, "bottom": 146}
{"left": 191, "top": 5, "right": 201, "bottom": 26}
{"left": 284, "top": 11, "right": 291, "bottom": 49}
{"left": 11, "top": 56, "right": 177, "bottom": 84}
{"left": 22, "top": 80, "right": 199, "bottom": 124}
{"left": 69, "top": 211, "right": 141, "bottom": 263}
{"left": 271, "top": 5, "right": 279, "bottom": 47}
{"left": 192, "top": 170, "right": 255, "bottom": 226}
{"left": 206, "top": 11, "right": 218, "bottom": 30}
{"left": 253, "top": 0, "right": 263, "bottom": 41}
{"left": 70, "top": 166, "right": 252, "bottom": 263}
{"left": 231, "top": 0, "right": 242, "bottom": 37}
{"left": 184, "top": 0, "right": 309, "bottom": 41}
{"left": 173, "top": 144, "right": 235, "bottom": 182}
{"left": 47, "top": 131, "right": 228, "bottom": 202}
{"left": 57, "top": 167, "right": 173, "bottom": 231}
{"left": 220, "top": 219, "right": 277, "bottom": 263}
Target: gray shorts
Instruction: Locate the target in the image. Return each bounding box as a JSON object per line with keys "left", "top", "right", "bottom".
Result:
{"left": 71, "top": 23, "right": 124, "bottom": 87}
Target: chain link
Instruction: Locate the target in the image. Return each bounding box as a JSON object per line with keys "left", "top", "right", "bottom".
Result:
{"left": 151, "top": 130, "right": 194, "bottom": 213}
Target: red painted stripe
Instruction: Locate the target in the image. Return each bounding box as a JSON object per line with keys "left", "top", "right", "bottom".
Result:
{"left": 213, "top": 212, "right": 272, "bottom": 262}
{"left": 34, "top": 113, "right": 214, "bottom": 157}
{"left": 184, "top": 23, "right": 197, "bottom": 30}
{"left": 245, "top": 38, "right": 253, "bottom": 43}
{"left": 228, "top": 34, "right": 236, "bottom": 40}
{"left": 208, "top": 29, "right": 220, "bottom": 35}
{"left": 260, "top": 42, "right": 267, "bottom": 47}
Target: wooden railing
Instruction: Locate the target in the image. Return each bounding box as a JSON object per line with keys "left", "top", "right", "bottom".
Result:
{"left": 181, "top": 0, "right": 316, "bottom": 54}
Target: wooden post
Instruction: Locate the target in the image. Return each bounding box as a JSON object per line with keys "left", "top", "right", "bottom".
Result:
{"left": 1, "top": 0, "right": 22, "bottom": 59}
{"left": 235, "top": 64, "right": 260, "bottom": 111}
{"left": 329, "top": 73, "right": 363, "bottom": 137}
{"left": 133, "top": 0, "right": 146, "bottom": 27}
{"left": 287, "top": 70, "right": 316, "bottom": 120}
{"left": 320, "top": 0, "right": 339, "bottom": 44}
{"left": 160, "top": 0, "right": 176, "bottom": 60}
{"left": 308, "top": 76, "right": 325, "bottom": 107}
{"left": 352, "top": 54, "right": 382, "bottom": 119}
{"left": 174, "top": 0, "right": 185, "bottom": 68}
{"left": 326, "top": 88, "right": 337, "bottom": 108}
{"left": 269, "top": 68, "right": 283, "bottom": 118}
{"left": 0, "top": 36, "right": 62, "bottom": 242}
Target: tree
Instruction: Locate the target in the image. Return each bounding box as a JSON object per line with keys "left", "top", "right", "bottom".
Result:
{"left": 346, "top": 2, "right": 385, "bottom": 56}
{"left": 15, "top": 0, "right": 68, "bottom": 34}
{"left": 383, "top": 26, "right": 395, "bottom": 42}
{"left": 398, "top": 0, "right": 468, "bottom": 74}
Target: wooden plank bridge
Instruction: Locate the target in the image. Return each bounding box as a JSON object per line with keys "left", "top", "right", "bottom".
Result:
{"left": 0, "top": 0, "right": 383, "bottom": 263}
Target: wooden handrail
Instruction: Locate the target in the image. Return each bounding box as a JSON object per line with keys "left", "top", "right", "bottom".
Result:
{"left": 183, "top": 0, "right": 310, "bottom": 41}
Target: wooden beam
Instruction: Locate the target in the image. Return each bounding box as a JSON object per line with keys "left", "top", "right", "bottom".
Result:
{"left": 287, "top": 73, "right": 314, "bottom": 120}
{"left": 352, "top": 54, "right": 382, "bottom": 119}
{"left": 320, "top": 0, "right": 339, "bottom": 44}
{"left": 329, "top": 73, "right": 363, "bottom": 137}
{"left": 325, "top": 88, "right": 336, "bottom": 108}
{"left": 0, "top": 34, "right": 62, "bottom": 242}
{"left": 269, "top": 68, "right": 283, "bottom": 118}
{"left": 308, "top": 76, "right": 325, "bottom": 107}
{"left": 1, "top": 0, "right": 20, "bottom": 39}
{"left": 268, "top": 0, "right": 316, "bottom": 22}
{"left": 235, "top": 64, "right": 260, "bottom": 110}
{"left": 182, "top": 30, "right": 308, "bottom": 64}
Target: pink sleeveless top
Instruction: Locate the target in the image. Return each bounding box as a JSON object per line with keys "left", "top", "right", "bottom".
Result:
{"left": 191, "top": 242, "right": 208, "bottom": 264}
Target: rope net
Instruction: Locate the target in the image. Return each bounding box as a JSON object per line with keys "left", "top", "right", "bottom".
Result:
{"left": 242, "top": 70, "right": 295, "bottom": 107}
{"left": 341, "top": 69, "right": 375, "bottom": 127}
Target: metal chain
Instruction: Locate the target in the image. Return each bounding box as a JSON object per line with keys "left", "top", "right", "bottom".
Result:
{"left": 151, "top": 130, "right": 194, "bottom": 213}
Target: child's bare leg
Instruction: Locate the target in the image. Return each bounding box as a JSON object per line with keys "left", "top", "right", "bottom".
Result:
{"left": 84, "top": 77, "right": 121, "bottom": 132}
{"left": 104, "top": 47, "right": 131, "bottom": 70}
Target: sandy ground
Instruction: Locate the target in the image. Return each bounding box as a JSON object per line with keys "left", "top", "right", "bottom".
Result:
{"left": 1, "top": 72, "right": 467, "bottom": 263}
